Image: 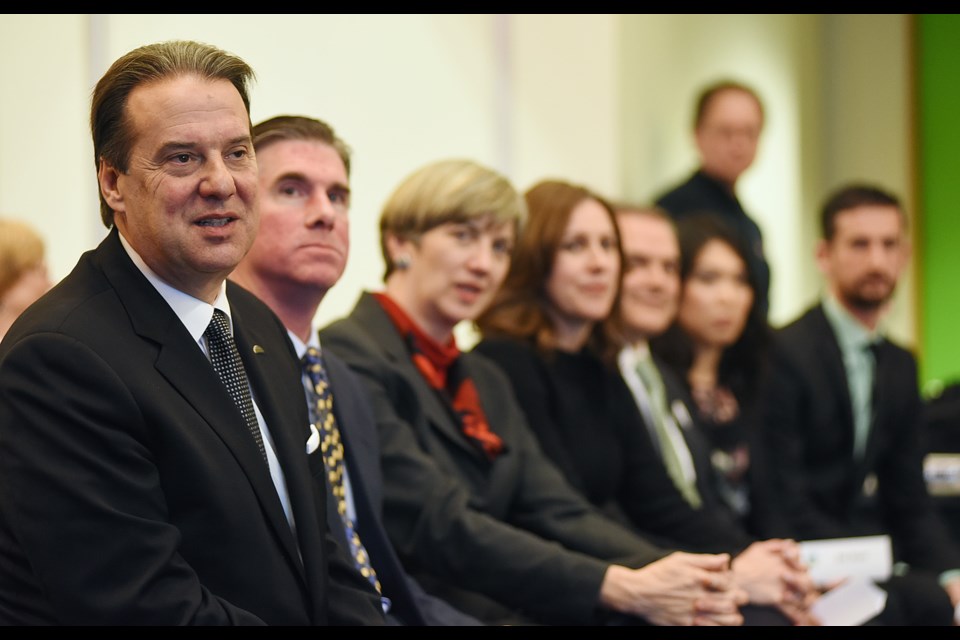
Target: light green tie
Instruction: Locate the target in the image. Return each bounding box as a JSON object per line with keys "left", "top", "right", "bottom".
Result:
{"left": 635, "top": 355, "right": 702, "bottom": 508}
{"left": 851, "top": 342, "right": 878, "bottom": 461}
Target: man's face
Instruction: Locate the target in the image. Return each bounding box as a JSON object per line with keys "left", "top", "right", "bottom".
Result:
{"left": 102, "top": 75, "right": 259, "bottom": 302}
{"left": 817, "top": 204, "right": 908, "bottom": 313}
{"left": 618, "top": 213, "right": 681, "bottom": 342}
{"left": 695, "top": 89, "right": 763, "bottom": 187}
{"left": 242, "top": 139, "right": 350, "bottom": 299}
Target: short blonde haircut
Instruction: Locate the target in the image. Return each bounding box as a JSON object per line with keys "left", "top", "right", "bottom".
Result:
{"left": 0, "top": 218, "right": 45, "bottom": 299}
{"left": 379, "top": 158, "right": 526, "bottom": 280}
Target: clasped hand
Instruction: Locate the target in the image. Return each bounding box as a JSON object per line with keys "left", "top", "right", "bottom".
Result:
{"left": 731, "top": 538, "right": 821, "bottom": 625}
{"left": 603, "top": 551, "right": 749, "bottom": 625}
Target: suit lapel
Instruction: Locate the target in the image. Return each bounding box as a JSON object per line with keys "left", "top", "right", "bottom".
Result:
{"left": 318, "top": 350, "right": 368, "bottom": 552}
{"left": 231, "top": 301, "right": 313, "bottom": 583}
{"left": 811, "top": 307, "right": 858, "bottom": 457}
{"left": 811, "top": 306, "right": 877, "bottom": 496}
{"left": 98, "top": 232, "right": 307, "bottom": 586}
{"left": 325, "top": 353, "right": 381, "bottom": 506}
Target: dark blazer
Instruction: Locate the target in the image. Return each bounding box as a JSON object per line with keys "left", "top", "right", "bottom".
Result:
{"left": 0, "top": 229, "right": 384, "bottom": 625}
{"left": 759, "top": 303, "right": 960, "bottom": 572}
{"left": 319, "top": 292, "right": 670, "bottom": 625}
{"left": 655, "top": 357, "right": 720, "bottom": 510}
{"left": 472, "top": 337, "right": 753, "bottom": 555}
{"left": 656, "top": 356, "right": 785, "bottom": 539}
{"left": 319, "top": 349, "right": 480, "bottom": 626}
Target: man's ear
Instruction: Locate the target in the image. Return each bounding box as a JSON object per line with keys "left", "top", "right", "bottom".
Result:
{"left": 98, "top": 158, "right": 125, "bottom": 215}
{"left": 693, "top": 126, "right": 707, "bottom": 157}
{"left": 898, "top": 238, "right": 913, "bottom": 273}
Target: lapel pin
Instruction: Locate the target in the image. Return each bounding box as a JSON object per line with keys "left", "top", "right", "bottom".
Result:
{"left": 253, "top": 345, "right": 265, "bottom": 354}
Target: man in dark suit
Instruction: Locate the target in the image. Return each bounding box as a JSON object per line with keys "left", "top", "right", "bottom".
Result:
{"left": 613, "top": 204, "right": 817, "bottom": 625}
{"left": 760, "top": 183, "right": 960, "bottom": 625}
{"left": 655, "top": 80, "right": 770, "bottom": 317}
{"left": 230, "top": 115, "right": 480, "bottom": 625}
{"left": 0, "top": 41, "right": 384, "bottom": 625}
{"left": 616, "top": 205, "right": 749, "bottom": 522}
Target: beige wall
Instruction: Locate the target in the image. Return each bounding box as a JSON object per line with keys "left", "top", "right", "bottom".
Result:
{"left": 0, "top": 15, "right": 96, "bottom": 287}
{"left": 619, "top": 14, "right": 822, "bottom": 330}
{"left": 819, "top": 14, "right": 916, "bottom": 347}
{"left": 0, "top": 14, "right": 915, "bottom": 345}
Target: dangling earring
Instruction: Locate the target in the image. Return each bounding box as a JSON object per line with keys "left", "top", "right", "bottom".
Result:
{"left": 394, "top": 254, "right": 411, "bottom": 270}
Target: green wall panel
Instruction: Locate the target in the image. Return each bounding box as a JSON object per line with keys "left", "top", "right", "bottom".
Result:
{"left": 917, "top": 14, "right": 960, "bottom": 392}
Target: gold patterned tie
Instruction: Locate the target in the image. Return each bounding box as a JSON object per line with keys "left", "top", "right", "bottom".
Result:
{"left": 635, "top": 354, "right": 702, "bottom": 508}
{"left": 302, "top": 346, "right": 382, "bottom": 595}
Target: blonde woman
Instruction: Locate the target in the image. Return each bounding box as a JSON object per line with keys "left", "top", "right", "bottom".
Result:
{"left": 0, "top": 218, "right": 51, "bottom": 341}
{"left": 320, "top": 159, "right": 748, "bottom": 626}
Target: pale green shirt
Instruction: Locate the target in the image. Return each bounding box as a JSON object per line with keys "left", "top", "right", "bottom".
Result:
{"left": 821, "top": 294, "right": 881, "bottom": 460}
{"left": 822, "top": 295, "right": 960, "bottom": 592}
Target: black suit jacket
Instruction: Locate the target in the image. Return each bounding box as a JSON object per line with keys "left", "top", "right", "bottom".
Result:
{"left": 318, "top": 349, "right": 480, "bottom": 626}
{"left": 759, "top": 303, "right": 960, "bottom": 572}
{"left": 655, "top": 356, "right": 785, "bottom": 539}
{"left": 655, "top": 169, "right": 770, "bottom": 317}
{"left": 472, "top": 337, "right": 752, "bottom": 555}
{"left": 0, "top": 229, "right": 384, "bottom": 625}
{"left": 320, "top": 292, "right": 670, "bottom": 625}
{"left": 654, "top": 357, "right": 731, "bottom": 517}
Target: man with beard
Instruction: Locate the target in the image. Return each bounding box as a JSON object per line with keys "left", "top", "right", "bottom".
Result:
{"left": 759, "top": 184, "right": 960, "bottom": 625}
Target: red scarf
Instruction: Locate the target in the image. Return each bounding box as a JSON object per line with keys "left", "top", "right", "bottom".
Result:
{"left": 373, "top": 292, "right": 504, "bottom": 461}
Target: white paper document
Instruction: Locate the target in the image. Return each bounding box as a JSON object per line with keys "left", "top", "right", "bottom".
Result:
{"left": 799, "top": 534, "right": 892, "bottom": 587}
{"left": 811, "top": 577, "right": 887, "bottom": 626}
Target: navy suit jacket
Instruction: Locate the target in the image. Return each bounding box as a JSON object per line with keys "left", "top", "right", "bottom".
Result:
{"left": 319, "top": 348, "right": 481, "bottom": 625}
{"left": 0, "top": 229, "right": 383, "bottom": 624}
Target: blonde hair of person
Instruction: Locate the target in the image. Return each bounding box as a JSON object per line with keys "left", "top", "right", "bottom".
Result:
{"left": 378, "top": 158, "right": 526, "bottom": 280}
{"left": 0, "top": 218, "right": 46, "bottom": 300}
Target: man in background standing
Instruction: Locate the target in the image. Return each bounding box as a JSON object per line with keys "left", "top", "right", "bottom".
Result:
{"left": 655, "top": 80, "right": 770, "bottom": 318}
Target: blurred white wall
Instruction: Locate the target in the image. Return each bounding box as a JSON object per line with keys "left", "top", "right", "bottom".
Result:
{"left": 0, "top": 14, "right": 915, "bottom": 345}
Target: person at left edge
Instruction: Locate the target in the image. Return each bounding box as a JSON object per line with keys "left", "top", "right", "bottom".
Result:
{"left": 230, "top": 114, "right": 482, "bottom": 625}
{"left": 0, "top": 40, "right": 384, "bottom": 625}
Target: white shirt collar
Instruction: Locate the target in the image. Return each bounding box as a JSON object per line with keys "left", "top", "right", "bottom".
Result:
{"left": 118, "top": 232, "right": 230, "bottom": 345}
{"left": 618, "top": 340, "right": 652, "bottom": 374}
{"left": 287, "top": 327, "right": 320, "bottom": 361}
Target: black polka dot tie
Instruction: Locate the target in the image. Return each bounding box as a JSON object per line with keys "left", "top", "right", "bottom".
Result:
{"left": 302, "top": 346, "right": 382, "bottom": 595}
{"left": 204, "top": 309, "right": 268, "bottom": 464}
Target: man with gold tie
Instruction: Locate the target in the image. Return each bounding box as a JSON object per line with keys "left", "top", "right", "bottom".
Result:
{"left": 230, "top": 114, "right": 480, "bottom": 626}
